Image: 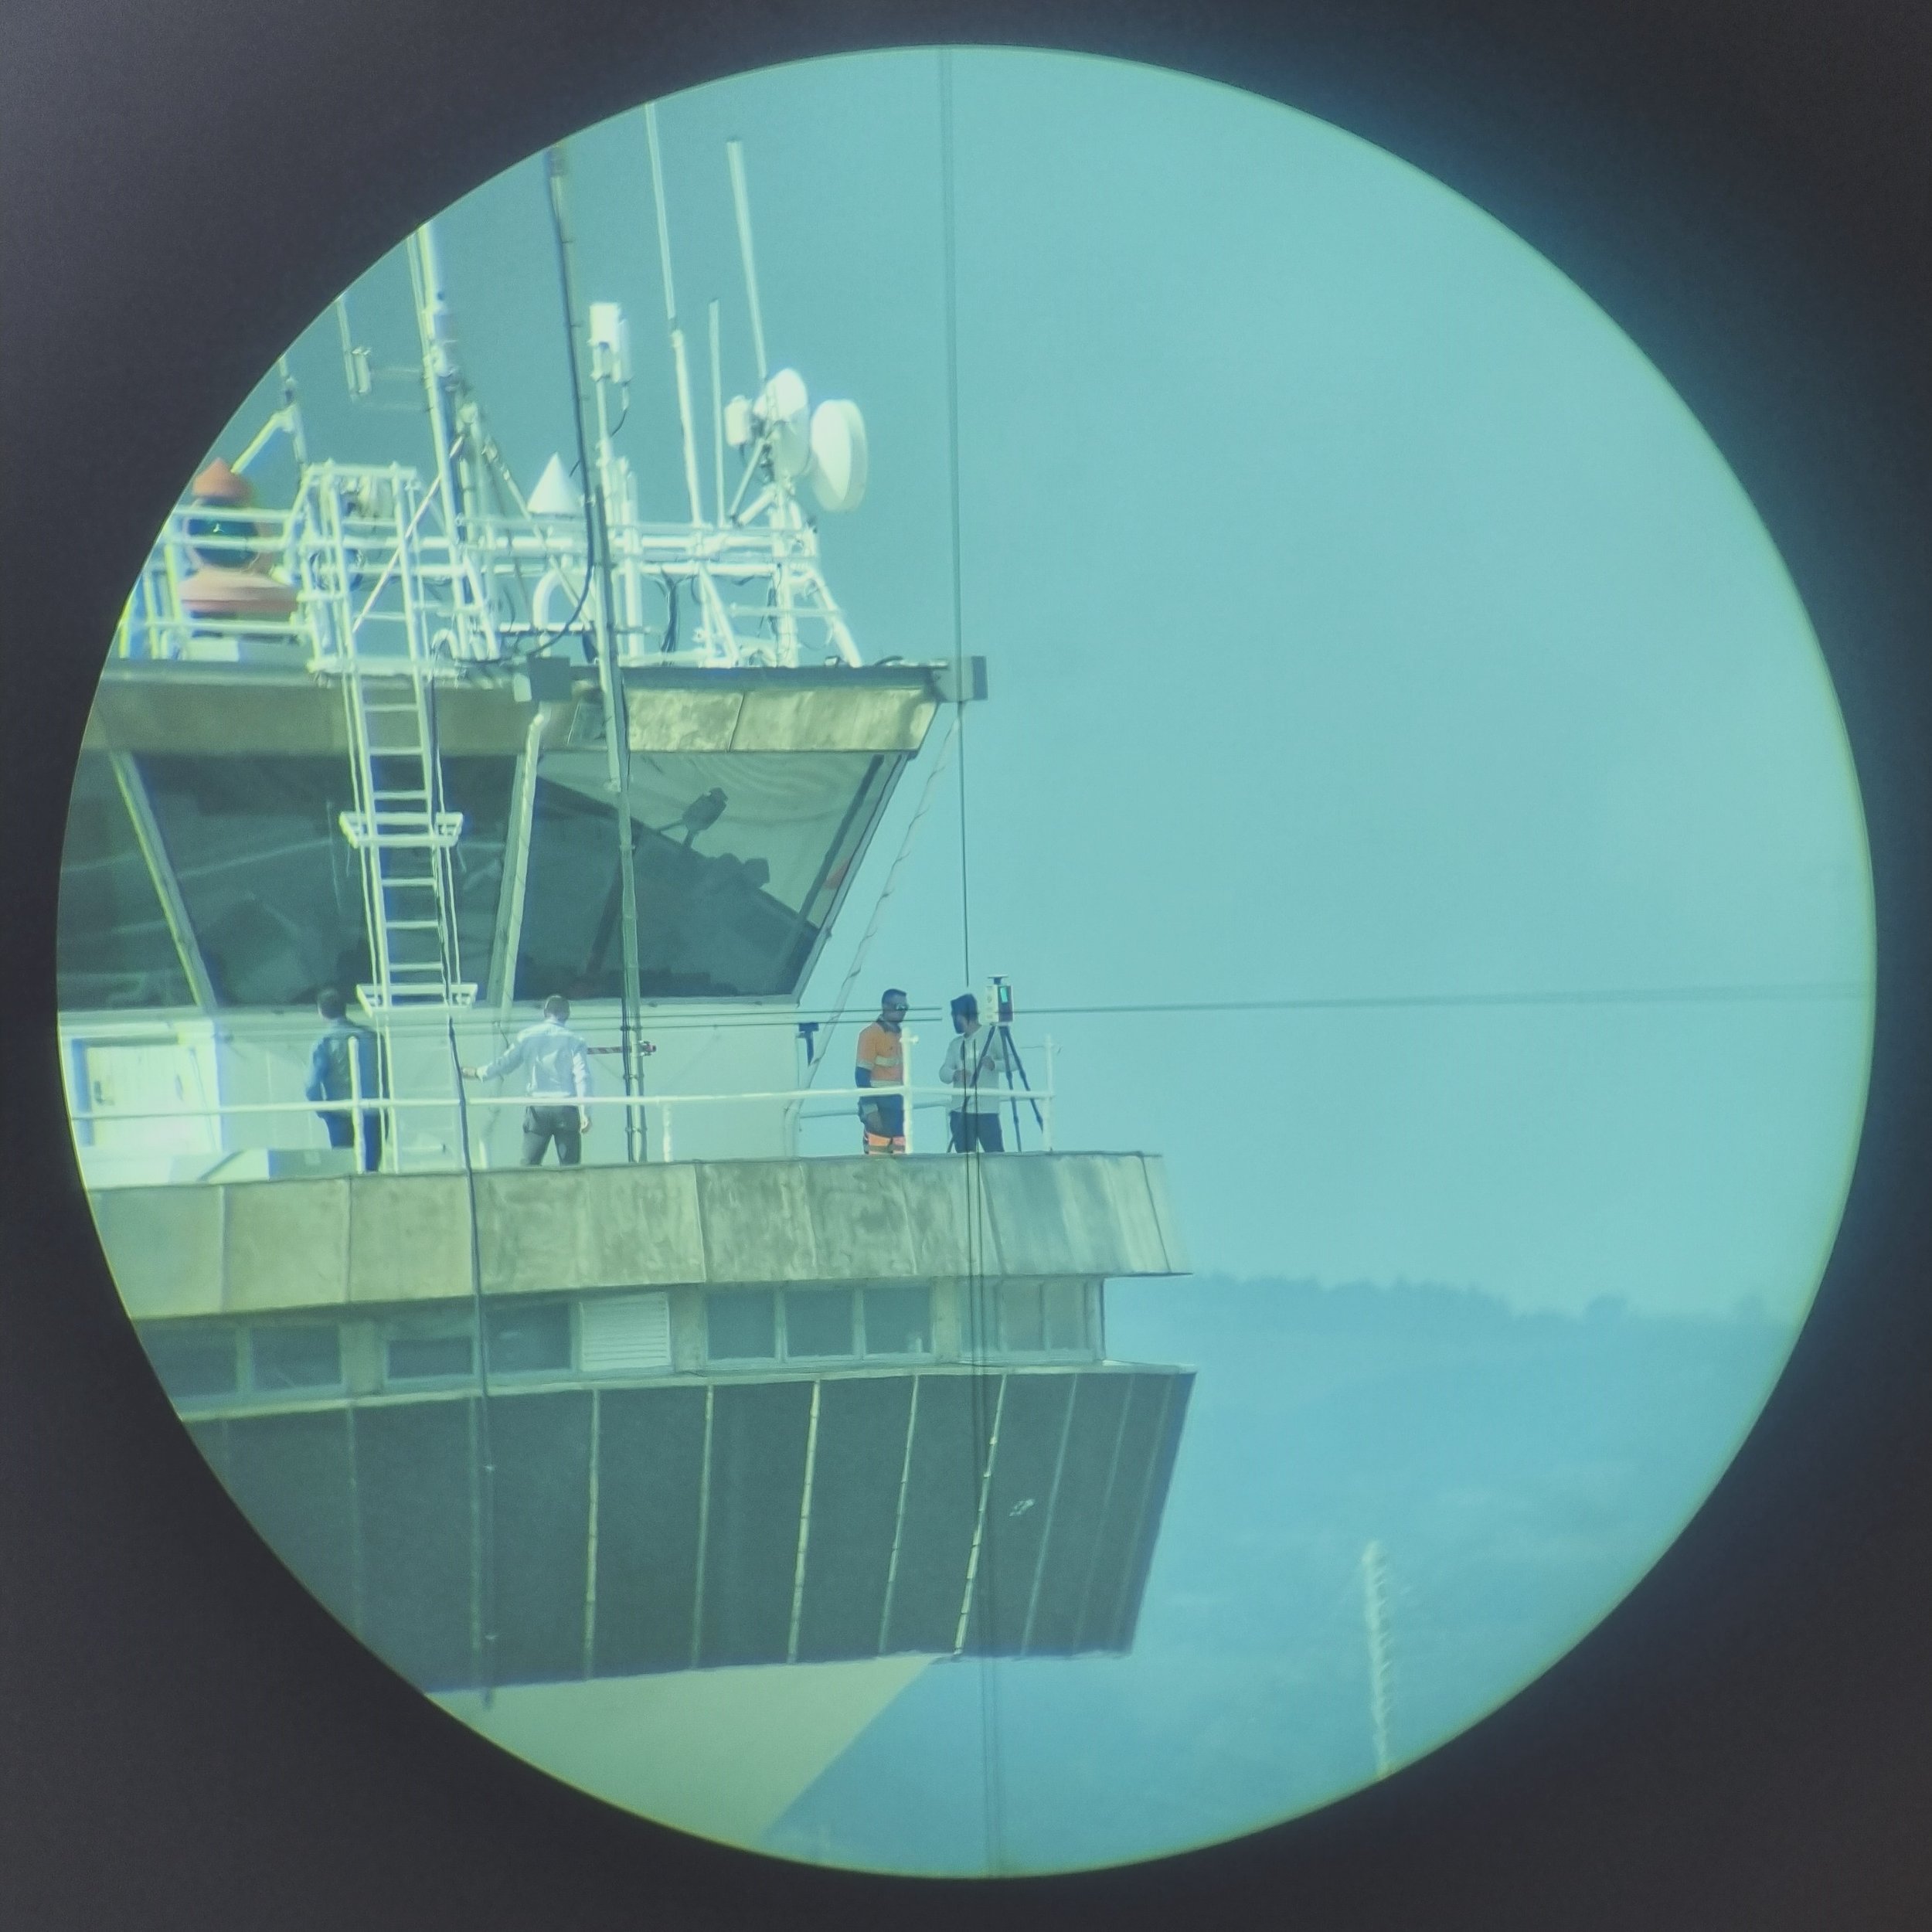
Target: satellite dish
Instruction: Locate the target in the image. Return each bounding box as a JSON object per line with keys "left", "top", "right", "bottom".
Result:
{"left": 808, "top": 400, "right": 869, "bottom": 513}
{"left": 757, "top": 368, "right": 811, "bottom": 480}
{"left": 528, "top": 454, "right": 583, "bottom": 518}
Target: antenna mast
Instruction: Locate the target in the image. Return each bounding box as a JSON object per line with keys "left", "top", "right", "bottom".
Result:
{"left": 546, "top": 144, "right": 648, "bottom": 1162}
{"left": 645, "top": 104, "right": 706, "bottom": 527}
{"left": 726, "top": 139, "right": 770, "bottom": 382}
{"left": 407, "top": 222, "right": 468, "bottom": 539}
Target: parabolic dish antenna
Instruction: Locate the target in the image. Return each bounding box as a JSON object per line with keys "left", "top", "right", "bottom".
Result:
{"left": 758, "top": 368, "right": 812, "bottom": 480}
{"left": 808, "top": 400, "right": 869, "bottom": 513}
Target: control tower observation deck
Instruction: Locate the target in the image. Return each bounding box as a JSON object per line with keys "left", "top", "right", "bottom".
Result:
{"left": 61, "top": 645, "right": 1196, "bottom": 1698}
{"left": 58, "top": 164, "right": 1197, "bottom": 1724}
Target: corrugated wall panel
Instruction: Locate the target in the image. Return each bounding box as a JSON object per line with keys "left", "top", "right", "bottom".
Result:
{"left": 1076, "top": 1373, "right": 1179, "bottom": 1652}
{"left": 165, "top": 1362, "right": 1189, "bottom": 1693}
{"left": 355, "top": 1400, "right": 478, "bottom": 1691}
{"left": 794, "top": 1376, "right": 914, "bottom": 1662}
{"left": 697, "top": 1380, "right": 812, "bottom": 1667}
{"left": 883, "top": 1373, "right": 985, "bottom": 1655}
{"left": 1107, "top": 1372, "right": 1192, "bottom": 1652}
{"left": 222, "top": 1410, "right": 358, "bottom": 1634}
{"left": 1023, "top": 1373, "right": 1132, "bottom": 1654}
{"left": 593, "top": 1384, "right": 706, "bottom": 1675}
{"left": 964, "top": 1373, "right": 1073, "bottom": 1656}
{"left": 489, "top": 1389, "right": 594, "bottom": 1685}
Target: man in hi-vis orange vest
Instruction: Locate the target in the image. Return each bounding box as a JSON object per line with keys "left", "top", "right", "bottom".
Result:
{"left": 855, "top": 988, "right": 909, "bottom": 1154}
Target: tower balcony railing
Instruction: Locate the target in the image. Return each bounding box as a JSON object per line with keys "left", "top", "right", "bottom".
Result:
{"left": 65, "top": 1078, "right": 1058, "bottom": 1181}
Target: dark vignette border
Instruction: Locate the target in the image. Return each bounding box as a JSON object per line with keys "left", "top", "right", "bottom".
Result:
{"left": 3, "top": 2, "right": 1930, "bottom": 1927}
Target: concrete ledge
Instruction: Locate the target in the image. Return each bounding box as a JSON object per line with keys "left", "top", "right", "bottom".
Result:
{"left": 87, "top": 1152, "right": 1189, "bottom": 1318}
{"left": 92, "top": 1185, "right": 226, "bottom": 1318}
{"left": 474, "top": 1164, "right": 707, "bottom": 1296}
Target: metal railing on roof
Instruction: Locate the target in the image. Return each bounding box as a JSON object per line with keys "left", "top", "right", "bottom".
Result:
{"left": 113, "top": 461, "right": 861, "bottom": 672}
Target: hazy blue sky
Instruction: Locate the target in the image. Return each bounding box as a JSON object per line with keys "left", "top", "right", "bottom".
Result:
{"left": 229, "top": 46, "right": 1872, "bottom": 1321}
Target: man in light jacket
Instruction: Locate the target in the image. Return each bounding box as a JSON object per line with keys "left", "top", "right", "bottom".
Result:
{"left": 464, "top": 994, "right": 594, "bottom": 1166}
{"left": 938, "top": 992, "right": 1014, "bottom": 1153}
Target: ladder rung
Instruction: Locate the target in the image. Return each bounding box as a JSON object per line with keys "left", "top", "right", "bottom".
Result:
{"left": 384, "top": 920, "right": 444, "bottom": 930}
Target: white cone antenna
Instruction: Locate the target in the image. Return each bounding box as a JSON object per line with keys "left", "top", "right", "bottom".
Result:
{"left": 808, "top": 400, "right": 869, "bottom": 512}
{"left": 528, "top": 453, "right": 583, "bottom": 516}
{"left": 726, "top": 139, "right": 769, "bottom": 383}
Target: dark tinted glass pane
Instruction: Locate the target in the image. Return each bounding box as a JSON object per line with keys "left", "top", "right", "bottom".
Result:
{"left": 784, "top": 1290, "right": 854, "bottom": 1359}
{"left": 516, "top": 750, "right": 893, "bottom": 1000}
{"left": 487, "top": 1301, "right": 572, "bottom": 1375}
{"left": 250, "top": 1325, "right": 343, "bottom": 1390}
{"left": 145, "top": 1325, "right": 238, "bottom": 1399}
{"left": 57, "top": 753, "right": 192, "bottom": 1009}
{"left": 862, "top": 1286, "right": 931, "bottom": 1357}
{"left": 706, "top": 1291, "right": 777, "bottom": 1362}
{"left": 999, "top": 1281, "right": 1045, "bottom": 1353}
{"left": 138, "top": 753, "right": 371, "bottom": 1006}
{"left": 386, "top": 1332, "right": 474, "bottom": 1382}
{"left": 1043, "top": 1281, "right": 1088, "bottom": 1352}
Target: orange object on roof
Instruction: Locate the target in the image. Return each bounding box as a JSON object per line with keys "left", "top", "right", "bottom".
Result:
{"left": 191, "top": 457, "right": 253, "bottom": 504}
{"left": 179, "top": 567, "right": 298, "bottom": 619}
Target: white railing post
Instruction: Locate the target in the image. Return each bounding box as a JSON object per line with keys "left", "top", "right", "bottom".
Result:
{"left": 901, "top": 1031, "right": 916, "bottom": 1154}
{"left": 1043, "top": 1035, "right": 1056, "bottom": 1151}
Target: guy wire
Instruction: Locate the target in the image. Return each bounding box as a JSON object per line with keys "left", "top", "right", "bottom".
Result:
{"left": 937, "top": 46, "right": 1005, "bottom": 1876}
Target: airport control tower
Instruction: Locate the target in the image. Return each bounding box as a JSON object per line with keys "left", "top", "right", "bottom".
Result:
{"left": 56, "top": 133, "right": 1194, "bottom": 1817}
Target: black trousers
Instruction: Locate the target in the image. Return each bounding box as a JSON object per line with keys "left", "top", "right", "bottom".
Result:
{"left": 521, "top": 1104, "right": 583, "bottom": 1166}
{"left": 321, "top": 1110, "right": 383, "bottom": 1172}
{"left": 949, "top": 1109, "right": 1005, "bottom": 1153}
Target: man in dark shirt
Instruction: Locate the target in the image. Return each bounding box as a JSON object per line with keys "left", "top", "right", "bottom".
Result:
{"left": 304, "top": 988, "right": 383, "bottom": 1171}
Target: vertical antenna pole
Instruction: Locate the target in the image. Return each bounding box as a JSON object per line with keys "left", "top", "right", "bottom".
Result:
{"left": 645, "top": 104, "right": 706, "bottom": 526}
{"left": 726, "top": 139, "right": 769, "bottom": 382}
{"left": 1362, "top": 1539, "right": 1393, "bottom": 1779}
{"left": 409, "top": 223, "right": 466, "bottom": 543}
{"left": 709, "top": 298, "right": 724, "bottom": 526}
{"left": 546, "top": 145, "right": 647, "bottom": 1162}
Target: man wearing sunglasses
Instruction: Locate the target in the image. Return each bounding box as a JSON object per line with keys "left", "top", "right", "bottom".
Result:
{"left": 855, "top": 988, "right": 909, "bottom": 1155}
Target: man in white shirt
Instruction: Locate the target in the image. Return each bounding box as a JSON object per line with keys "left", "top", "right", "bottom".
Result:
{"left": 938, "top": 992, "right": 1015, "bottom": 1153}
{"left": 464, "top": 994, "right": 594, "bottom": 1166}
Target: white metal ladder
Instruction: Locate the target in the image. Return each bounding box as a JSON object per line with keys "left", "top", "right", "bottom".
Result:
{"left": 332, "top": 478, "right": 477, "bottom": 1015}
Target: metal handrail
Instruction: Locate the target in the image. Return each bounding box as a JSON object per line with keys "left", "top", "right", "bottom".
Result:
{"left": 66, "top": 1077, "right": 1058, "bottom": 1169}
{"left": 114, "top": 457, "right": 861, "bottom": 668}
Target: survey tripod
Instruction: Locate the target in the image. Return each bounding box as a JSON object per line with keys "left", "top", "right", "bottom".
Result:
{"left": 952, "top": 975, "right": 1044, "bottom": 1152}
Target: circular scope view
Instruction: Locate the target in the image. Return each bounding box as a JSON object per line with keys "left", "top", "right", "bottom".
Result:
{"left": 58, "top": 46, "right": 1872, "bottom": 1876}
